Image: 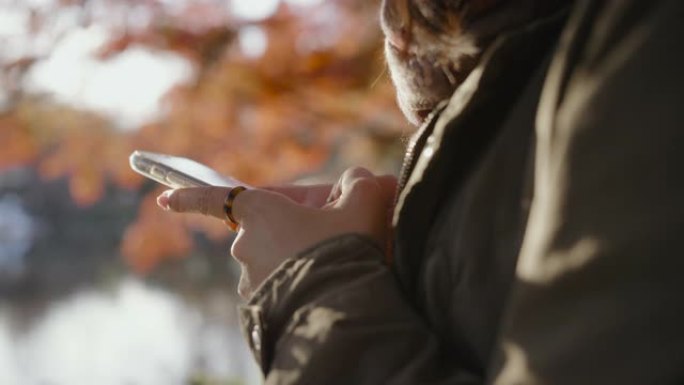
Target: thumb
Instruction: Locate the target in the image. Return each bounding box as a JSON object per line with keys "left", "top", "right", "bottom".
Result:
{"left": 335, "top": 168, "right": 387, "bottom": 210}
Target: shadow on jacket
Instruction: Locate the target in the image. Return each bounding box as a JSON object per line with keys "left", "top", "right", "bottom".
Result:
{"left": 239, "top": 1, "right": 684, "bottom": 384}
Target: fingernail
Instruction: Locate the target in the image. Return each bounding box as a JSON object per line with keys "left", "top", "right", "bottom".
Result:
{"left": 157, "top": 190, "right": 172, "bottom": 210}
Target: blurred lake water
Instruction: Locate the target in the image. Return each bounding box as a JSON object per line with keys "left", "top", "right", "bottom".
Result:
{"left": 0, "top": 278, "right": 260, "bottom": 385}
{"left": 0, "top": 169, "right": 260, "bottom": 385}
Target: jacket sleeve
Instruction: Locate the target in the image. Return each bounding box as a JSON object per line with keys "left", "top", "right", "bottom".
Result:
{"left": 489, "top": 1, "right": 684, "bottom": 384}
{"left": 240, "top": 234, "right": 481, "bottom": 385}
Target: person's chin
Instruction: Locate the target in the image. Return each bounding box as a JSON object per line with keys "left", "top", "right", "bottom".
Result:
{"left": 398, "top": 96, "right": 440, "bottom": 127}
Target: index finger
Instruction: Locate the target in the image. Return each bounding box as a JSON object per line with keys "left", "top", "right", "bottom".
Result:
{"left": 158, "top": 187, "right": 231, "bottom": 220}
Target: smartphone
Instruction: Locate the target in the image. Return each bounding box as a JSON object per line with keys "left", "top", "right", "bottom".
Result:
{"left": 129, "top": 150, "right": 246, "bottom": 189}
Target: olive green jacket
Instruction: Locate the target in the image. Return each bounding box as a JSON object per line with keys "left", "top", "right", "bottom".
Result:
{"left": 240, "top": 1, "right": 684, "bottom": 383}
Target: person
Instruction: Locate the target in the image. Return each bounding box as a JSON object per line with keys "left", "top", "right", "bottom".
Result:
{"left": 156, "top": 0, "right": 684, "bottom": 383}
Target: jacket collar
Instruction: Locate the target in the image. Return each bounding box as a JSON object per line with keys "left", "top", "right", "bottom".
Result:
{"left": 390, "top": 10, "right": 569, "bottom": 288}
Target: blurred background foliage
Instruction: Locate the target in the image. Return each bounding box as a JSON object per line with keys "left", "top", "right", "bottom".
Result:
{"left": 1, "top": 0, "right": 407, "bottom": 273}
{"left": 0, "top": 0, "right": 407, "bottom": 383}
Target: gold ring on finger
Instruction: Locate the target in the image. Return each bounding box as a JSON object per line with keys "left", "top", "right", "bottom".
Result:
{"left": 223, "top": 186, "right": 247, "bottom": 231}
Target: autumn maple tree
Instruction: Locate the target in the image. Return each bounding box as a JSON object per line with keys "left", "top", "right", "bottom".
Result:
{"left": 0, "top": 0, "right": 408, "bottom": 273}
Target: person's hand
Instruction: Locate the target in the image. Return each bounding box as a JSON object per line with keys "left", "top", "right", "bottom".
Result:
{"left": 156, "top": 167, "right": 397, "bottom": 299}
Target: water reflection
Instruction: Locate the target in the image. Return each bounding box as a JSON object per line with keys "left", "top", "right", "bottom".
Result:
{"left": 0, "top": 194, "right": 35, "bottom": 278}
{"left": 0, "top": 279, "right": 259, "bottom": 385}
